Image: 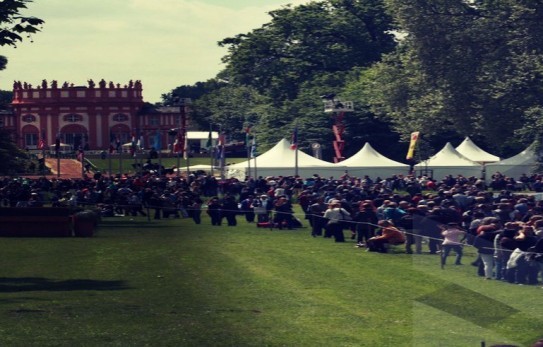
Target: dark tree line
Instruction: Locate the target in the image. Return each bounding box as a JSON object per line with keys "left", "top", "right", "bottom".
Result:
{"left": 164, "top": 0, "right": 543, "bottom": 163}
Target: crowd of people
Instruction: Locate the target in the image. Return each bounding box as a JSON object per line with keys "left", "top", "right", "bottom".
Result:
{"left": 1, "top": 168, "right": 543, "bottom": 286}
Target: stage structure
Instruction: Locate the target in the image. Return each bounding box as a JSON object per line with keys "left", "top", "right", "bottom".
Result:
{"left": 322, "top": 94, "right": 354, "bottom": 163}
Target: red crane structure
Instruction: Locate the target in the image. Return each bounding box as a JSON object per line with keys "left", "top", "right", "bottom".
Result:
{"left": 322, "top": 95, "right": 354, "bottom": 163}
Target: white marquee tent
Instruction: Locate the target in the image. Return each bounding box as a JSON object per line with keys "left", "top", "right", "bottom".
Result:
{"left": 338, "top": 142, "right": 409, "bottom": 178}
{"left": 227, "top": 139, "right": 347, "bottom": 179}
{"left": 455, "top": 137, "right": 500, "bottom": 164}
{"left": 49, "top": 143, "right": 73, "bottom": 154}
{"left": 485, "top": 142, "right": 538, "bottom": 182}
{"left": 414, "top": 142, "right": 482, "bottom": 179}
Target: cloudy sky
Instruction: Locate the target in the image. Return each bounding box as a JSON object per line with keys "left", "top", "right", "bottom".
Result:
{"left": 0, "top": 0, "right": 310, "bottom": 103}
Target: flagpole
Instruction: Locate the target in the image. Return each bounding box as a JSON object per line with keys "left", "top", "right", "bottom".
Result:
{"left": 254, "top": 153, "right": 257, "bottom": 179}
{"left": 158, "top": 129, "right": 162, "bottom": 176}
{"left": 118, "top": 133, "right": 123, "bottom": 177}
{"left": 221, "top": 129, "right": 225, "bottom": 180}
{"left": 293, "top": 123, "right": 299, "bottom": 177}
{"left": 108, "top": 150, "right": 112, "bottom": 177}
{"left": 246, "top": 127, "right": 251, "bottom": 179}
{"left": 56, "top": 130, "right": 61, "bottom": 178}
{"left": 80, "top": 134, "right": 86, "bottom": 179}
{"left": 295, "top": 144, "right": 299, "bottom": 177}
{"left": 208, "top": 125, "right": 214, "bottom": 177}
{"left": 253, "top": 135, "right": 258, "bottom": 179}
{"left": 185, "top": 130, "right": 190, "bottom": 177}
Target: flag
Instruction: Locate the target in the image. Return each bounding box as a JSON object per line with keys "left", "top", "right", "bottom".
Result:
{"left": 406, "top": 131, "right": 420, "bottom": 160}
{"left": 290, "top": 126, "right": 298, "bottom": 150}
{"left": 173, "top": 138, "right": 181, "bottom": 153}
{"left": 218, "top": 132, "right": 225, "bottom": 147}
{"left": 109, "top": 134, "right": 116, "bottom": 153}
{"left": 153, "top": 130, "right": 162, "bottom": 150}
{"left": 245, "top": 126, "right": 251, "bottom": 148}
{"left": 55, "top": 133, "right": 60, "bottom": 153}
{"left": 130, "top": 133, "right": 137, "bottom": 156}
{"left": 183, "top": 135, "right": 189, "bottom": 160}
{"left": 250, "top": 137, "right": 257, "bottom": 158}
{"left": 216, "top": 132, "right": 226, "bottom": 160}
{"left": 206, "top": 129, "right": 212, "bottom": 150}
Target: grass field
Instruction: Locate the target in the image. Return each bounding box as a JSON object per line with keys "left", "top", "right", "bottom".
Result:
{"left": 0, "top": 209, "right": 542, "bottom": 346}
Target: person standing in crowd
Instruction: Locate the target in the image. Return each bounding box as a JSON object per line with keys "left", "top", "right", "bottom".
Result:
{"left": 240, "top": 195, "right": 256, "bottom": 223}
{"left": 309, "top": 196, "right": 328, "bottom": 237}
{"left": 354, "top": 202, "right": 378, "bottom": 248}
{"left": 382, "top": 201, "right": 406, "bottom": 225}
{"left": 421, "top": 207, "right": 446, "bottom": 254}
{"left": 366, "top": 220, "right": 406, "bottom": 253}
{"left": 189, "top": 195, "right": 203, "bottom": 225}
{"left": 222, "top": 194, "right": 239, "bottom": 226}
{"left": 323, "top": 200, "right": 350, "bottom": 242}
{"left": 273, "top": 196, "right": 295, "bottom": 230}
{"left": 398, "top": 207, "right": 423, "bottom": 254}
{"left": 441, "top": 222, "right": 466, "bottom": 266}
{"left": 206, "top": 197, "right": 222, "bottom": 226}
{"left": 495, "top": 222, "right": 519, "bottom": 281}
{"left": 513, "top": 225, "right": 539, "bottom": 284}
{"left": 473, "top": 224, "right": 499, "bottom": 279}
{"left": 253, "top": 194, "right": 271, "bottom": 223}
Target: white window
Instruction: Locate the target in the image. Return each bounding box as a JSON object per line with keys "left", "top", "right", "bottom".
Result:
{"left": 22, "top": 114, "right": 36, "bottom": 123}
{"left": 64, "top": 114, "right": 83, "bottom": 122}
{"left": 149, "top": 116, "right": 160, "bottom": 126}
{"left": 113, "top": 114, "right": 128, "bottom": 122}
{"left": 25, "top": 133, "right": 38, "bottom": 147}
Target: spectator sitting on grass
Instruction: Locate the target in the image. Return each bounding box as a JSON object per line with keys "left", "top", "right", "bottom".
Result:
{"left": 366, "top": 220, "right": 406, "bottom": 253}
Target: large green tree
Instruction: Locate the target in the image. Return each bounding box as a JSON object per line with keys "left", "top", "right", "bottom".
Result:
{"left": 362, "top": 0, "right": 543, "bottom": 156}
{"left": 171, "top": 0, "right": 398, "bottom": 156}
{"left": 0, "top": 0, "right": 43, "bottom": 174}
{"left": 0, "top": 0, "right": 43, "bottom": 69}
{"left": 219, "top": 0, "right": 396, "bottom": 102}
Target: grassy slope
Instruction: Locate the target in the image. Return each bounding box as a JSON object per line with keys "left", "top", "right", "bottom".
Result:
{"left": 0, "top": 213, "right": 541, "bottom": 346}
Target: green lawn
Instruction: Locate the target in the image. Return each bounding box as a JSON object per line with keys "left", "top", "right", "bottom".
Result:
{"left": 0, "top": 211, "right": 541, "bottom": 346}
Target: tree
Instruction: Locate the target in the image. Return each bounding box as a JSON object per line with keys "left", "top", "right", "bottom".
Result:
{"left": 360, "top": 0, "right": 543, "bottom": 157}
{"left": 0, "top": 0, "right": 42, "bottom": 174}
{"left": 0, "top": 0, "right": 43, "bottom": 47}
{"left": 219, "top": 0, "right": 395, "bottom": 102}
{"left": 0, "top": 128, "right": 29, "bottom": 174}
{"left": 0, "top": 0, "right": 43, "bottom": 70}
{"left": 191, "top": 83, "right": 274, "bottom": 143}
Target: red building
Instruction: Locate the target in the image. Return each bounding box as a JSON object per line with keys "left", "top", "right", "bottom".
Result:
{"left": 5, "top": 79, "right": 189, "bottom": 152}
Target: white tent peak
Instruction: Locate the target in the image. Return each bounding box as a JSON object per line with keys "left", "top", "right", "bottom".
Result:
{"left": 340, "top": 142, "right": 408, "bottom": 167}
{"left": 226, "top": 138, "right": 347, "bottom": 180}
{"left": 421, "top": 142, "right": 480, "bottom": 166}
{"left": 484, "top": 142, "right": 538, "bottom": 181}
{"left": 236, "top": 138, "right": 337, "bottom": 167}
{"left": 455, "top": 137, "right": 500, "bottom": 163}
{"left": 489, "top": 142, "right": 536, "bottom": 166}
{"left": 414, "top": 142, "right": 482, "bottom": 179}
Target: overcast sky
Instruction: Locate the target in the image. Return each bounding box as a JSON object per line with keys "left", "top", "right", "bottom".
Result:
{"left": 0, "top": 0, "right": 310, "bottom": 103}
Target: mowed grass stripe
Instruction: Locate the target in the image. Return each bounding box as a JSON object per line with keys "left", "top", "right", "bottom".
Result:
{"left": 0, "top": 214, "right": 542, "bottom": 346}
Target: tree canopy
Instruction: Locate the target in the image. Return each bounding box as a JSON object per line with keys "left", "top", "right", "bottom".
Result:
{"left": 362, "top": 0, "right": 543, "bottom": 154}
{"left": 219, "top": 0, "right": 395, "bottom": 102}
{"left": 0, "top": 0, "right": 43, "bottom": 70}
{"left": 0, "top": 0, "right": 41, "bottom": 174}
{"left": 167, "top": 0, "right": 543, "bottom": 162}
